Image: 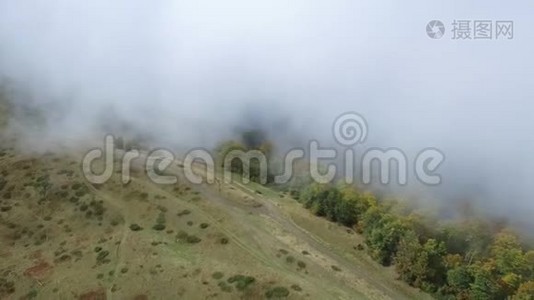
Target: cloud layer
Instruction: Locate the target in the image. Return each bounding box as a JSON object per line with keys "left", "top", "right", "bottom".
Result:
{"left": 1, "top": 0, "right": 533, "bottom": 223}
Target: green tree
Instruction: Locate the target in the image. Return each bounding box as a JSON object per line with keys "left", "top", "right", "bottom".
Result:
{"left": 395, "top": 231, "right": 446, "bottom": 292}
{"left": 525, "top": 250, "right": 534, "bottom": 279}
{"left": 469, "top": 262, "right": 503, "bottom": 300}
{"left": 395, "top": 230, "right": 424, "bottom": 285}
{"left": 323, "top": 187, "right": 341, "bottom": 221}
{"left": 447, "top": 266, "right": 473, "bottom": 298}
{"left": 336, "top": 184, "right": 368, "bottom": 227}
{"left": 491, "top": 231, "right": 528, "bottom": 276}
{"left": 513, "top": 280, "right": 534, "bottom": 300}
{"left": 364, "top": 213, "right": 408, "bottom": 265}
{"left": 216, "top": 140, "right": 247, "bottom": 174}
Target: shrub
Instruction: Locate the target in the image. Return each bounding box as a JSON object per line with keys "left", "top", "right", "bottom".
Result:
{"left": 0, "top": 179, "right": 6, "bottom": 191}
{"left": 96, "top": 250, "right": 110, "bottom": 264}
{"left": 212, "top": 272, "right": 224, "bottom": 280}
{"left": 75, "top": 190, "right": 87, "bottom": 197}
{"left": 218, "top": 281, "right": 233, "bottom": 292}
{"left": 156, "top": 212, "right": 166, "bottom": 224}
{"left": 177, "top": 209, "right": 191, "bottom": 217}
{"left": 176, "top": 230, "right": 188, "bottom": 240}
{"left": 129, "top": 224, "right": 143, "bottom": 231}
{"left": 175, "top": 231, "right": 201, "bottom": 244}
{"left": 152, "top": 224, "right": 166, "bottom": 231}
{"left": 266, "top": 286, "right": 289, "bottom": 298}
{"left": 92, "top": 202, "right": 105, "bottom": 216}
{"left": 290, "top": 284, "right": 302, "bottom": 291}
{"left": 25, "top": 289, "right": 38, "bottom": 299}
{"left": 152, "top": 212, "right": 166, "bottom": 231}
{"left": 227, "top": 275, "right": 255, "bottom": 291}
{"left": 186, "top": 235, "right": 201, "bottom": 244}
{"left": 200, "top": 223, "right": 209, "bottom": 229}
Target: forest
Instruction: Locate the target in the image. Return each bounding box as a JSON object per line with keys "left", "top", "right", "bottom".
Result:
{"left": 294, "top": 182, "right": 534, "bottom": 299}
{"left": 217, "top": 135, "right": 534, "bottom": 299}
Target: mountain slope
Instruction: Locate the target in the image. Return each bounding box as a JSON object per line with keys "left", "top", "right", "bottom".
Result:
{"left": 0, "top": 141, "right": 430, "bottom": 299}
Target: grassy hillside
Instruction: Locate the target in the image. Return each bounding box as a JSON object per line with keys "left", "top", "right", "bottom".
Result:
{"left": 0, "top": 138, "right": 431, "bottom": 299}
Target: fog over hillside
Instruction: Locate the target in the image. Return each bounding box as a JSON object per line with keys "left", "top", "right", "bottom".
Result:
{"left": 0, "top": 1, "right": 533, "bottom": 225}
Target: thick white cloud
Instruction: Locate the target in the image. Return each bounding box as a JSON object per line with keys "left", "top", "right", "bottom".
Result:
{"left": 0, "top": 0, "right": 533, "bottom": 222}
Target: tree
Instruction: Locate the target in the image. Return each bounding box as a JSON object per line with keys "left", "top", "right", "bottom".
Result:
{"left": 215, "top": 131, "right": 276, "bottom": 184}
{"left": 364, "top": 213, "right": 408, "bottom": 265}
{"left": 394, "top": 231, "right": 446, "bottom": 292}
{"left": 115, "top": 136, "right": 124, "bottom": 149}
{"left": 469, "top": 261, "right": 504, "bottom": 300}
{"left": 491, "top": 231, "right": 528, "bottom": 276}
{"left": 241, "top": 130, "right": 266, "bottom": 149}
{"left": 524, "top": 250, "right": 534, "bottom": 279}
{"left": 292, "top": 183, "right": 534, "bottom": 299}
{"left": 421, "top": 238, "right": 447, "bottom": 289}
{"left": 336, "top": 184, "right": 367, "bottom": 227}
{"left": 438, "top": 225, "right": 470, "bottom": 256}
{"left": 323, "top": 187, "right": 341, "bottom": 221}
{"left": 334, "top": 194, "right": 358, "bottom": 227}
{"left": 395, "top": 230, "right": 424, "bottom": 285}
{"left": 216, "top": 140, "right": 247, "bottom": 174}
{"left": 447, "top": 266, "right": 473, "bottom": 298}
{"left": 514, "top": 280, "right": 534, "bottom": 300}
{"left": 299, "top": 183, "right": 328, "bottom": 211}
{"left": 486, "top": 231, "right": 530, "bottom": 297}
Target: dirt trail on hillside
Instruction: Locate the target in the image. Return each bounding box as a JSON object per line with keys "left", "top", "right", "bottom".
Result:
{"left": 189, "top": 177, "right": 425, "bottom": 300}
{"left": 119, "top": 154, "right": 427, "bottom": 299}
